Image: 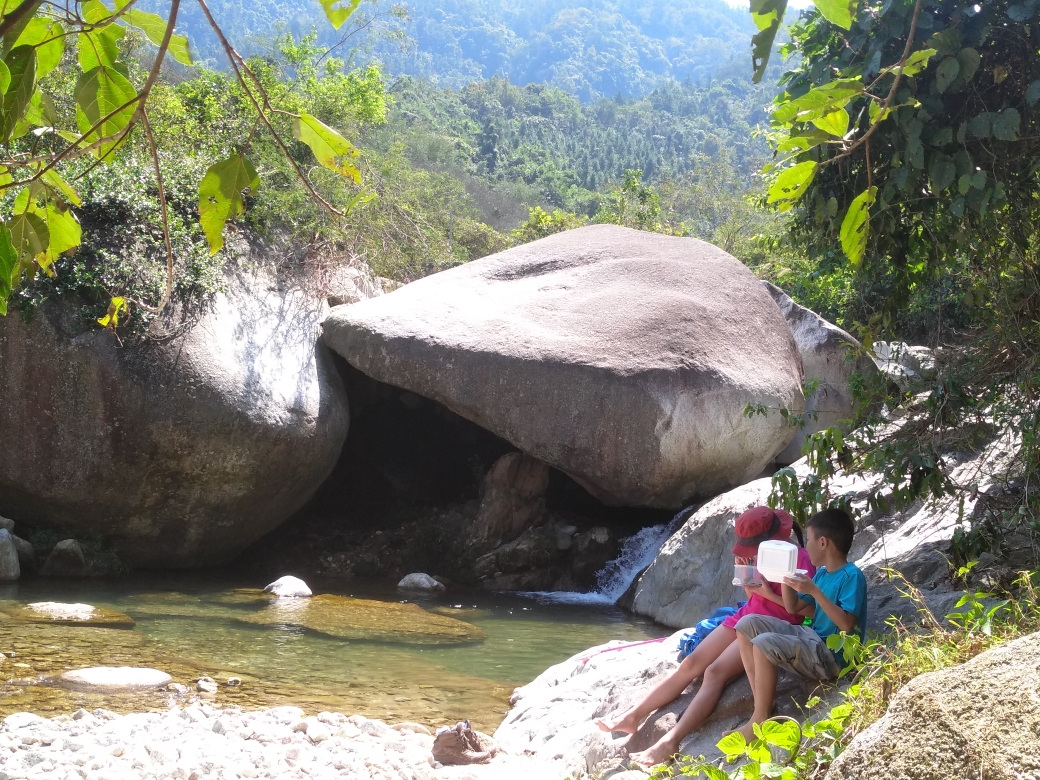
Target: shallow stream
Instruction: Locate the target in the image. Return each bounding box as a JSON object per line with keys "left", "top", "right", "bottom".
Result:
{"left": 0, "top": 575, "right": 666, "bottom": 731}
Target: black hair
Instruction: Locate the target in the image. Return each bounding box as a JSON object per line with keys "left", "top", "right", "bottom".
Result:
{"left": 791, "top": 520, "right": 805, "bottom": 548}
{"left": 807, "top": 507, "right": 855, "bottom": 556}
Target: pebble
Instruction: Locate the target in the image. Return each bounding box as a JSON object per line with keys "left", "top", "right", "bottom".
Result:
{"left": 0, "top": 707, "right": 562, "bottom": 780}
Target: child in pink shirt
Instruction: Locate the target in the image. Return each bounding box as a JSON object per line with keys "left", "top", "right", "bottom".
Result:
{"left": 595, "top": 506, "right": 814, "bottom": 767}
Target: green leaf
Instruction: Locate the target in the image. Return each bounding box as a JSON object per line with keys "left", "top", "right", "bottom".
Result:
{"left": 812, "top": 107, "right": 849, "bottom": 137}
{"left": 1027, "top": 80, "right": 1040, "bottom": 106}
{"left": 746, "top": 737, "right": 771, "bottom": 764}
{"left": 7, "top": 210, "right": 48, "bottom": 261}
{"left": 74, "top": 65, "right": 138, "bottom": 158}
{"left": 992, "top": 108, "right": 1021, "bottom": 141}
{"left": 750, "top": 0, "right": 789, "bottom": 84}
{"left": 958, "top": 174, "right": 972, "bottom": 195}
{"left": 971, "top": 169, "right": 987, "bottom": 189}
{"left": 868, "top": 100, "right": 890, "bottom": 125}
{"left": 35, "top": 200, "right": 80, "bottom": 256}
{"left": 317, "top": 0, "right": 361, "bottom": 30}
{"left": 0, "top": 0, "right": 42, "bottom": 51}
{"left": 291, "top": 113, "right": 361, "bottom": 182}
{"left": 0, "top": 45, "right": 36, "bottom": 142}
{"left": 198, "top": 153, "right": 260, "bottom": 255}
{"left": 0, "top": 59, "right": 9, "bottom": 97}
{"left": 967, "top": 112, "right": 994, "bottom": 139}
{"left": 766, "top": 160, "right": 817, "bottom": 210}
{"left": 0, "top": 225, "right": 18, "bottom": 316}
{"left": 121, "top": 9, "right": 193, "bottom": 66}
{"left": 882, "top": 48, "right": 936, "bottom": 77}
{"left": 840, "top": 186, "right": 877, "bottom": 265}
{"left": 78, "top": 1, "right": 126, "bottom": 71}
{"left": 757, "top": 720, "right": 801, "bottom": 751}
{"left": 815, "top": 0, "right": 857, "bottom": 29}
{"left": 934, "top": 57, "right": 960, "bottom": 94}
{"left": 956, "top": 48, "right": 981, "bottom": 83}
{"left": 9, "top": 17, "right": 63, "bottom": 77}
{"left": 41, "top": 169, "right": 83, "bottom": 207}
{"left": 716, "top": 730, "right": 747, "bottom": 758}
{"left": 929, "top": 155, "right": 956, "bottom": 192}
{"left": 701, "top": 767, "right": 729, "bottom": 780}
{"left": 773, "top": 79, "right": 863, "bottom": 125}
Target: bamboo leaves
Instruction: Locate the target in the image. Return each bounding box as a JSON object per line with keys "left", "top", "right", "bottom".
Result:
{"left": 198, "top": 153, "right": 260, "bottom": 255}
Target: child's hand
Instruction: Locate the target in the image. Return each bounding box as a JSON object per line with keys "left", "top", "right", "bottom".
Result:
{"left": 741, "top": 581, "right": 770, "bottom": 599}
{"left": 783, "top": 572, "right": 818, "bottom": 596}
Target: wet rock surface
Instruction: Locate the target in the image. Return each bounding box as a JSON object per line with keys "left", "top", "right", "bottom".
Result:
{"left": 58, "top": 667, "right": 173, "bottom": 692}
{"left": 1, "top": 602, "right": 135, "bottom": 628}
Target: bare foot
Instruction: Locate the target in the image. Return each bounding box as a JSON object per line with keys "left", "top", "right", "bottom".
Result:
{"left": 728, "top": 720, "right": 758, "bottom": 743}
{"left": 595, "top": 711, "right": 640, "bottom": 734}
{"left": 629, "top": 738, "right": 680, "bottom": 767}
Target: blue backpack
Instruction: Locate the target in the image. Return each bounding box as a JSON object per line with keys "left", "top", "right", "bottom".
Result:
{"left": 676, "top": 603, "right": 745, "bottom": 661}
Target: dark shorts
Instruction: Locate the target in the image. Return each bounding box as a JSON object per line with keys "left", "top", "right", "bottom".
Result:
{"left": 735, "top": 614, "right": 841, "bottom": 680}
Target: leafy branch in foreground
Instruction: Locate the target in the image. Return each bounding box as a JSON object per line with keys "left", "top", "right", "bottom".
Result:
{"left": 0, "top": 0, "right": 366, "bottom": 320}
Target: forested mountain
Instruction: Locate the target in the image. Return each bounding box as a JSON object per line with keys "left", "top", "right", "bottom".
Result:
{"left": 369, "top": 75, "right": 775, "bottom": 219}
{"left": 150, "top": 0, "right": 758, "bottom": 100}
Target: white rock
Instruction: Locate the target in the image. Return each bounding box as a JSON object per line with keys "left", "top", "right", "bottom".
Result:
{"left": 59, "top": 668, "right": 172, "bottom": 692}
{"left": 396, "top": 573, "right": 445, "bottom": 592}
{"left": 2, "top": 712, "right": 46, "bottom": 730}
{"left": 262, "top": 576, "right": 312, "bottom": 598}
{"left": 25, "top": 602, "right": 95, "bottom": 620}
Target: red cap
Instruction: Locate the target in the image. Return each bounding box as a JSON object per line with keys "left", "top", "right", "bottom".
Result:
{"left": 731, "top": 506, "right": 795, "bottom": 558}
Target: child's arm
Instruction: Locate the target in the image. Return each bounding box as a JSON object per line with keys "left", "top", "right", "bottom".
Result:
{"left": 743, "top": 581, "right": 784, "bottom": 607}
{"left": 780, "top": 582, "right": 813, "bottom": 615}
{"left": 783, "top": 573, "right": 858, "bottom": 633}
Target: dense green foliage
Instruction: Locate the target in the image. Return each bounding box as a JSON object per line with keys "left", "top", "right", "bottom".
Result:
{"left": 148, "top": 0, "right": 757, "bottom": 100}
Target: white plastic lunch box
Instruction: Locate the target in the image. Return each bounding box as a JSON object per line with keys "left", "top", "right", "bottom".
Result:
{"left": 756, "top": 540, "right": 803, "bottom": 583}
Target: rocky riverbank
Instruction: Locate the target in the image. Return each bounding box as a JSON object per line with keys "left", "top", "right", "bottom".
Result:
{"left": 0, "top": 705, "right": 560, "bottom": 780}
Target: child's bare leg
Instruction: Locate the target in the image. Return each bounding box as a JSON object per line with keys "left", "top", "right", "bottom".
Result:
{"left": 597, "top": 627, "right": 736, "bottom": 734}
{"left": 735, "top": 644, "right": 778, "bottom": 741}
{"left": 629, "top": 641, "right": 745, "bottom": 766}
{"left": 736, "top": 629, "right": 757, "bottom": 690}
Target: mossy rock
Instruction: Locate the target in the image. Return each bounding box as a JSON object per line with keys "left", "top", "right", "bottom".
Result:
{"left": 237, "top": 594, "right": 486, "bottom": 645}
{"left": 0, "top": 602, "right": 135, "bottom": 628}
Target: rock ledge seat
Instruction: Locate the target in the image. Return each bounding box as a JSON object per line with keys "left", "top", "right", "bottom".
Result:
{"left": 323, "top": 225, "right": 805, "bottom": 507}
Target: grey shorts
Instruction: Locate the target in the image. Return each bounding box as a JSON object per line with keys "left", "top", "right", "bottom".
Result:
{"left": 735, "top": 614, "right": 841, "bottom": 680}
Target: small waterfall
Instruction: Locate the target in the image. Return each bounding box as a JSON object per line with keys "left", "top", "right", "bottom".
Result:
{"left": 518, "top": 506, "right": 693, "bottom": 606}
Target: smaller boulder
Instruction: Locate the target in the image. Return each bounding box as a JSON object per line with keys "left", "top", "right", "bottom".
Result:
{"left": 872, "top": 341, "right": 936, "bottom": 389}
{"left": 0, "top": 529, "right": 20, "bottom": 581}
{"left": 327, "top": 263, "right": 387, "bottom": 307}
{"left": 469, "top": 453, "right": 550, "bottom": 552}
{"left": 196, "top": 676, "right": 218, "bottom": 693}
{"left": 59, "top": 667, "right": 172, "bottom": 691}
{"left": 432, "top": 720, "right": 498, "bottom": 765}
{"left": 41, "top": 539, "right": 86, "bottom": 577}
{"left": 397, "top": 573, "right": 446, "bottom": 592}
{"left": 10, "top": 534, "right": 35, "bottom": 573}
{"left": 0, "top": 515, "right": 13, "bottom": 532}
{"left": 7, "top": 602, "right": 135, "bottom": 628}
{"left": 262, "top": 575, "right": 312, "bottom": 598}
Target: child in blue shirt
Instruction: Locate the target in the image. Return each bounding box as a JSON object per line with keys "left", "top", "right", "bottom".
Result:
{"left": 732, "top": 507, "right": 868, "bottom": 741}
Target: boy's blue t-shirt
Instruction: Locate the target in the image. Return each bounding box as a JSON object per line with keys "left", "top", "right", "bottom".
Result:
{"left": 799, "top": 562, "right": 868, "bottom": 642}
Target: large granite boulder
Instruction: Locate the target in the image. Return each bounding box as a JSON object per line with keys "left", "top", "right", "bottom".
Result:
{"left": 827, "top": 631, "right": 1040, "bottom": 780}
{"left": 324, "top": 225, "right": 804, "bottom": 508}
{"left": 495, "top": 632, "right": 814, "bottom": 779}
{"left": 762, "top": 283, "right": 880, "bottom": 464}
{"left": 0, "top": 266, "right": 349, "bottom": 567}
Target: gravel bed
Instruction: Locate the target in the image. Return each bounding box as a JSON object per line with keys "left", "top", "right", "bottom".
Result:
{"left": 0, "top": 707, "right": 559, "bottom": 780}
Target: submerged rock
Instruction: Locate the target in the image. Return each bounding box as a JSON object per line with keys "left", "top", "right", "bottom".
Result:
{"left": 0, "top": 528, "right": 19, "bottom": 581}
{"left": 828, "top": 631, "right": 1040, "bottom": 780}
{"left": 262, "top": 575, "right": 312, "bottom": 598}
{"left": 237, "top": 593, "right": 485, "bottom": 644}
{"left": 324, "top": 224, "right": 804, "bottom": 508}
{"left": 41, "top": 538, "right": 87, "bottom": 577}
{"left": 763, "top": 282, "right": 879, "bottom": 464}
{"left": 2, "top": 601, "right": 135, "bottom": 628}
{"left": 58, "top": 667, "right": 172, "bottom": 691}
{"left": 0, "top": 264, "right": 349, "bottom": 567}
{"left": 397, "top": 573, "right": 446, "bottom": 592}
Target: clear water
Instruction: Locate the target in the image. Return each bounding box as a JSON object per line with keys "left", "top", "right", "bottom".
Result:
{"left": 0, "top": 574, "right": 665, "bottom": 731}
{"left": 519, "top": 507, "right": 691, "bottom": 606}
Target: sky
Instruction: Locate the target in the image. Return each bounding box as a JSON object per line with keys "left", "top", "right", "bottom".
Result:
{"left": 722, "top": 0, "right": 815, "bottom": 7}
